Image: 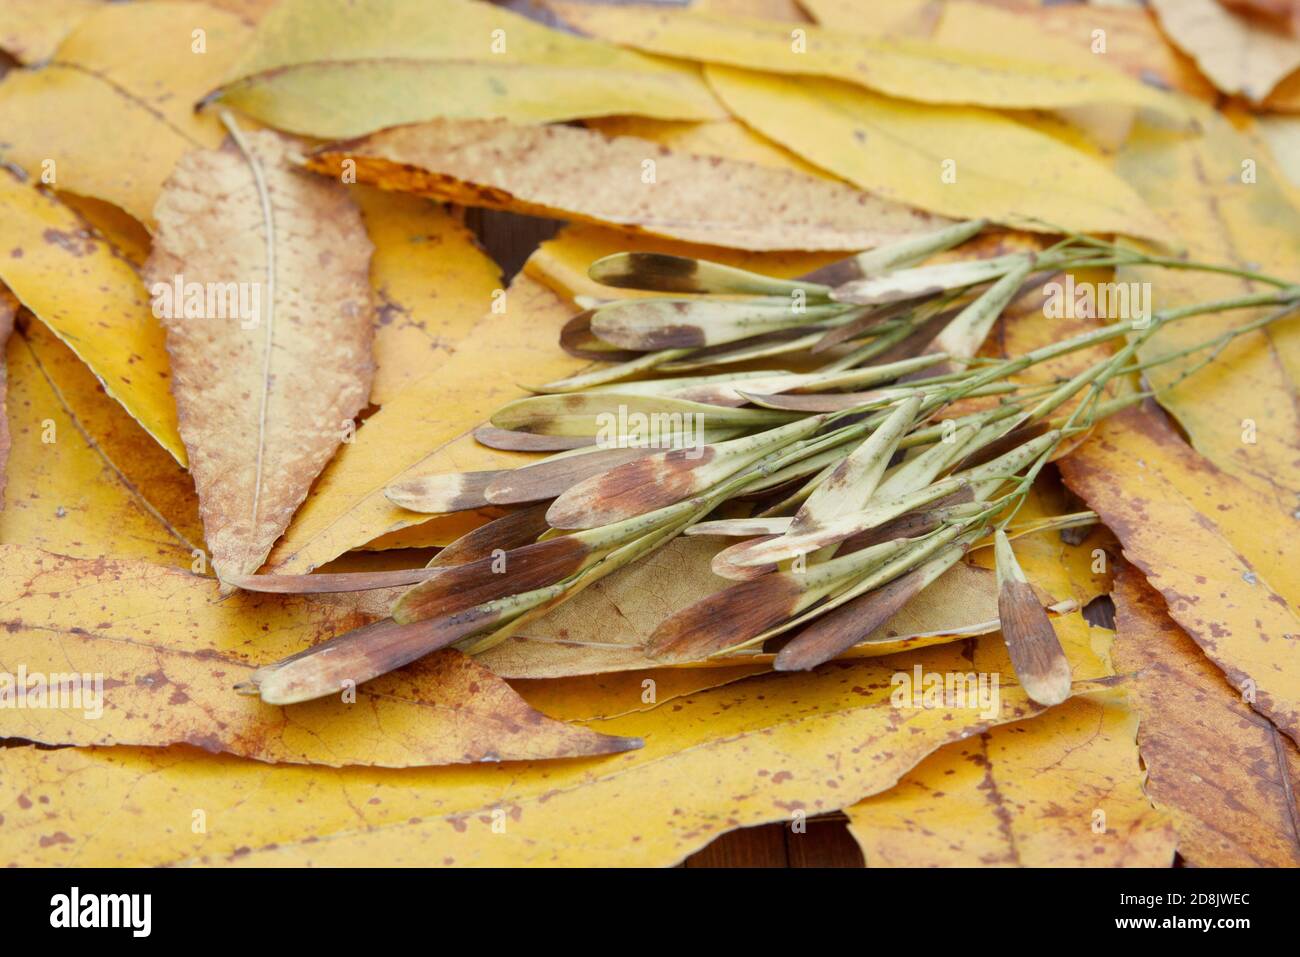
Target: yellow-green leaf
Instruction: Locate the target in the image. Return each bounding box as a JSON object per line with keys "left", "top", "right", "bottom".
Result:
{"left": 803, "top": 0, "right": 1216, "bottom": 100}
{"left": 210, "top": 0, "right": 725, "bottom": 138}
{"left": 703, "top": 65, "right": 1169, "bottom": 238}
{"left": 549, "top": 1, "right": 1182, "bottom": 116}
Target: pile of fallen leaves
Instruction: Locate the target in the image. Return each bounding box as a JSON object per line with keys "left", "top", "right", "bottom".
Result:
{"left": 0, "top": 0, "right": 1296, "bottom": 868}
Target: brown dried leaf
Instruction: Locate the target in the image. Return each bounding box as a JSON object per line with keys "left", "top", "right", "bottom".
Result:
{"left": 144, "top": 128, "right": 376, "bottom": 581}
{"left": 1061, "top": 404, "right": 1300, "bottom": 746}
{"left": 304, "top": 118, "right": 948, "bottom": 252}
{"left": 1151, "top": 0, "right": 1300, "bottom": 101}
{"left": 1113, "top": 566, "right": 1300, "bottom": 866}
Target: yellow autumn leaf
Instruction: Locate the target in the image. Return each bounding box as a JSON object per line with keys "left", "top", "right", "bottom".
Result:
{"left": 511, "top": 664, "right": 768, "bottom": 722}
{"left": 848, "top": 477, "right": 1171, "bottom": 867}
{"left": 803, "top": 0, "right": 1216, "bottom": 100}
{"left": 0, "top": 319, "right": 202, "bottom": 566}
{"left": 1112, "top": 566, "right": 1300, "bottom": 866}
{"left": 60, "top": 174, "right": 502, "bottom": 414}
{"left": 0, "top": 642, "right": 1116, "bottom": 866}
{"left": 799, "top": 0, "right": 1183, "bottom": 152}
{"left": 305, "top": 118, "right": 948, "bottom": 251}
{"left": 1116, "top": 112, "right": 1300, "bottom": 505}
{"left": 801, "top": 0, "right": 940, "bottom": 38}
{"left": 697, "top": 0, "right": 807, "bottom": 20}
{"left": 210, "top": 0, "right": 725, "bottom": 139}
{"left": 356, "top": 188, "right": 503, "bottom": 405}
{"left": 1076, "top": 405, "right": 1299, "bottom": 605}
{"left": 55, "top": 193, "right": 153, "bottom": 268}
{"left": 0, "top": 1, "right": 250, "bottom": 226}
{"left": 0, "top": 174, "right": 183, "bottom": 461}
{"left": 1256, "top": 115, "right": 1300, "bottom": 189}
{"left": 0, "top": 0, "right": 102, "bottom": 63}
{"left": 702, "top": 65, "right": 1169, "bottom": 238}
{"left": 548, "top": 1, "right": 1181, "bottom": 117}
{"left": 847, "top": 688, "right": 1176, "bottom": 866}
{"left": 1061, "top": 404, "right": 1300, "bottom": 746}
{"left": 1265, "top": 65, "right": 1300, "bottom": 112}
{"left": 0, "top": 545, "right": 638, "bottom": 766}
{"left": 197, "top": 0, "right": 278, "bottom": 22}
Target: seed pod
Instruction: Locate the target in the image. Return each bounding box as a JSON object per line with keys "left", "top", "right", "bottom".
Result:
{"left": 429, "top": 503, "right": 552, "bottom": 568}
{"left": 588, "top": 251, "right": 831, "bottom": 297}
{"left": 831, "top": 253, "right": 1029, "bottom": 305}
{"left": 644, "top": 538, "right": 913, "bottom": 664}
{"left": 800, "top": 219, "right": 988, "bottom": 286}
{"left": 788, "top": 394, "right": 922, "bottom": 535}
{"left": 591, "top": 297, "right": 851, "bottom": 350}
{"left": 242, "top": 583, "right": 559, "bottom": 705}
{"left": 774, "top": 543, "right": 967, "bottom": 671}
{"left": 491, "top": 392, "right": 796, "bottom": 437}
{"left": 994, "top": 529, "right": 1072, "bottom": 706}
{"left": 546, "top": 414, "right": 828, "bottom": 529}
{"left": 930, "top": 255, "right": 1034, "bottom": 360}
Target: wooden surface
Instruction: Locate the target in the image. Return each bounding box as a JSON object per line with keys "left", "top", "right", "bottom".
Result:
{"left": 684, "top": 816, "right": 866, "bottom": 868}
{"left": 686, "top": 816, "right": 865, "bottom": 868}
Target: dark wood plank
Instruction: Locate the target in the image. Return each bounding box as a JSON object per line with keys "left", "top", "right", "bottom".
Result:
{"left": 684, "top": 816, "right": 865, "bottom": 868}
{"left": 463, "top": 207, "right": 563, "bottom": 282}
{"left": 685, "top": 823, "right": 789, "bottom": 868}
{"left": 786, "top": 819, "right": 864, "bottom": 868}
